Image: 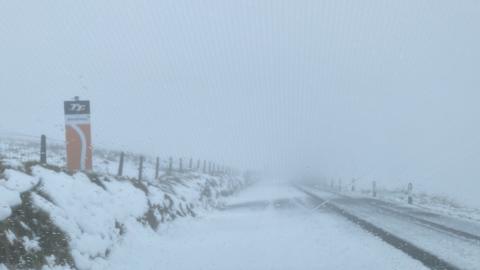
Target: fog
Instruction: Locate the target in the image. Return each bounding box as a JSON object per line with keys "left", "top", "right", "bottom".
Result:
{"left": 1, "top": 1, "right": 479, "bottom": 203}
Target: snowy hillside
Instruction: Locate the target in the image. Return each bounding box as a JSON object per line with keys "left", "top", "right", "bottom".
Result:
{"left": 0, "top": 137, "right": 250, "bottom": 270}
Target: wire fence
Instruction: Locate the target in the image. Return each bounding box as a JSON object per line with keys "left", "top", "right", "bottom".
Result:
{"left": 0, "top": 133, "right": 236, "bottom": 182}
{"left": 323, "top": 177, "right": 415, "bottom": 205}
{"left": 1, "top": 133, "right": 454, "bottom": 207}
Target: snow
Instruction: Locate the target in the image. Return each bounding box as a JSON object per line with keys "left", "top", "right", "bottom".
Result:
{"left": 2, "top": 169, "right": 38, "bottom": 192}
{"left": 3, "top": 136, "right": 474, "bottom": 269}
{"left": 0, "top": 159, "right": 24, "bottom": 171}
{"left": 0, "top": 187, "right": 20, "bottom": 221}
{"left": 306, "top": 187, "right": 480, "bottom": 270}
{"left": 227, "top": 182, "right": 304, "bottom": 205}
{"left": 0, "top": 205, "right": 12, "bottom": 221}
{"left": 31, "top": 166, "right": 149, "bottom": 270}
{"left": 0, "top": 164, "right": 241, "bottom": 269}
{"left": 1, "top": 137, "right": 248, "bottom": 269}
{"left": 0, "top": 187, "right": 21, "bottom": 207}
{"left": 97, "top": 183, "right": 428, "bottom": 270}
{"left": 0, "top": 169, "right": 39, "bottom": 221}
{"left": 5, "top": 230, "right": 16, "bottom": 244}
{"left": 22, "top": 236, "right": 41, "bottom": 252}
{"left": 326, "top": 183, "right": 480, "bottom": 224}
{"left": 0, "top": 187, "right": 19, "bottom": 220}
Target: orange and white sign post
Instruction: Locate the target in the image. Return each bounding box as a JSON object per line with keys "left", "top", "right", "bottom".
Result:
{"left": 64, "top": 97, "right": 93, "bottom": 172}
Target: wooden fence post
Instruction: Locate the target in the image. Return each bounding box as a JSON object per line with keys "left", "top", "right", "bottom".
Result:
{"left": 189, "top": 158, "right": 193, "bottom": 170}
{"left": 407, "top": 182, "right": 413, "bottom": 204}
{"left": 203, "top": 160, "right": 207, "bottom": 173}
{"left": 168, "top": 157, "right": 173, "bottom": 174}
{"left": 197, "top": 159, "right": 201, "bottom": 171}
{"left": 138, "top": 156, "right": 144, "bottom": 180}
{"left": 372, "top": 181, "right": 377, "bottom": 197}
{"left": 155, "top": 157, "right": 160, "bottom": 179}
{"left": 40, "top": 135, "right": 47, "bottom": 164}
{"left": 118, "top": 152, "right": 124, "bottom": 177}
{"left": 179, "top": 158, "right": 183, "bottom": 172}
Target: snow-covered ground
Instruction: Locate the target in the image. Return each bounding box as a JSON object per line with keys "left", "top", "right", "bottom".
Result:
{"left": 320, "top": 182, "right": 480, "bottom": 224}
{"left": 0, "top": 136, "right": 248, "bottom": 270}
{"left": 98, "top": 183, "right": 428, "bottom": 270}
{"left": 2, "top": 136, "right": 479, "bottom": 269}
{"left": 375, "top": 188, "right": 480, "bottom": 223}
{"left": 2, "top": 135, "right": 478, "bottom": 215}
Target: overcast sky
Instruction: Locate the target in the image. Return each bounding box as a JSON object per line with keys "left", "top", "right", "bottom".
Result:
{"left": 1, "top": 1, "right": 480, "bottom": 202}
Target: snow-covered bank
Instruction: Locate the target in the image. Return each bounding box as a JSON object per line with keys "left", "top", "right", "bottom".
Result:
{"left": 316, "top": 182, "right": 480, "bottom": 224}
{"left": 306, "top": 177, "right": 480, "bottom": 221}
{"left": 0, "top": 160, "right": 249, "bottom": 270}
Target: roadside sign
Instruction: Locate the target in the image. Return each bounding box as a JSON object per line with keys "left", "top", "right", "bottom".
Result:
{"left": 64, "top": 97, "right": 92, "bottom": 172}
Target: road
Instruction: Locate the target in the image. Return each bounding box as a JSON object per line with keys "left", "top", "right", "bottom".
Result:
{"left": 99, "top": 183, "right": 431, "bottom": 270}
{"left": 302, "top": 186, "right": 480, "bottom": 270}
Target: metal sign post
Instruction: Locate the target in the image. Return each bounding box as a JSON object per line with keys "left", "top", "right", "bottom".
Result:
{"left": 64, "top": 97, "right": 93, "bottom": 172}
